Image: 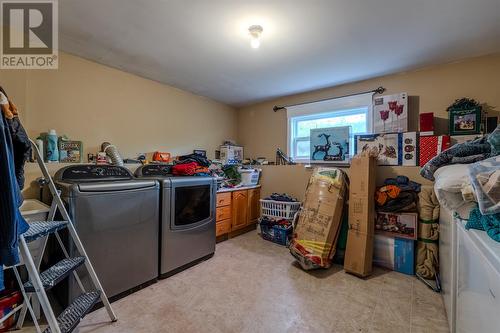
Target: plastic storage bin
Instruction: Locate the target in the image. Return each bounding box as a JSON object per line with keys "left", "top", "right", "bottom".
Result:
{"left": 260, "top": 222, "right": 293, "bottom": 246}
{"left": 260, "top": 199, "right": 301, "bottom": 220}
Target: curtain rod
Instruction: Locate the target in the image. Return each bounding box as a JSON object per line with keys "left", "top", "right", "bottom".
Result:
{"left": 272, "top": 86, "right": 386, "bottom": 112}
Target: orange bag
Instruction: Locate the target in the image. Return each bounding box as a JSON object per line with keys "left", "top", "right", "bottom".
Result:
{"left": 153, "top": 152, "right": 171, "bottom": 163}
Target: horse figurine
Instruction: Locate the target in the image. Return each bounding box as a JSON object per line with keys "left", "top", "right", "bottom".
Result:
{"left": 312, "top": 133, "right": 331, "bottom": 160}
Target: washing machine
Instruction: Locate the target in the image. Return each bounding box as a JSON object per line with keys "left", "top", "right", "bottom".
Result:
{"left": 135, "top": 164, "right": 216, "bottom": 278}
{"left": 54, "top": 165, "right": 159, "bottom": 302}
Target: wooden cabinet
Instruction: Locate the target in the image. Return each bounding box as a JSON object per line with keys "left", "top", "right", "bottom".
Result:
{"left": 216, "top": 192, "right": 231, "bottom": 207}
{"left": 231, "top": 190, "right": 248, "bottom": 231}
{"left": 216, "top": 206, "right": 231, "bottom": 221}
{"left": 247, "top": 188, "right": 260, "bottom": 225}
{"left": 215, "top": 187, "right": 261, "bottom": 238}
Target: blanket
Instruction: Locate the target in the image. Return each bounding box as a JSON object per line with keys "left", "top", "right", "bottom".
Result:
{"left": 466, "top": 206, "right": 500, "bottom": 242}
{"left": 420, "top": 125, "right": 500, "bottom": 181}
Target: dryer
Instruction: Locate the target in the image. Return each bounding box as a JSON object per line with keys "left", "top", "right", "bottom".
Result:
{"left": 135, "top": 164, "right": 216, "bottom": 278}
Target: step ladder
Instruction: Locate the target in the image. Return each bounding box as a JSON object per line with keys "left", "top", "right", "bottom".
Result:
{"left": 10, "top": 140, "right": 117, "bottom": 333}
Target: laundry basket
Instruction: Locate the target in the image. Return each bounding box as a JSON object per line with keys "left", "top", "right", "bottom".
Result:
{"left": 260, "top": 199, "right": 301, "bottom": 220}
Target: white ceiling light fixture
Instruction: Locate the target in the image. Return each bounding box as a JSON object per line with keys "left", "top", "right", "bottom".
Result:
{"left": 248, "top": 25, "right": 263, "bottom": 49}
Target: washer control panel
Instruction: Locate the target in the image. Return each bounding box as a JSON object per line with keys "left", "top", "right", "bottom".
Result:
{"left": 57, "top": 165, "right": 133, "bottom": 181}
{"left": 135, "top": 164, "right": 172, "bottom": 177}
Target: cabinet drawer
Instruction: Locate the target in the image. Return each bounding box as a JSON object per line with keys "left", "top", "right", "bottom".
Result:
{"left": 216, "top": 206, "right": 231, "bottom": 221}
{"left": 216, "top": 192, "right": 232, "bottom": 207}
{"left": 216, "top": 219, "right": 231, "bottom": 236}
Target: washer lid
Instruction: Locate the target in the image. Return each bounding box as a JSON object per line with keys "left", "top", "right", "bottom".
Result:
{"left": 77, "top": 180, "right": 157, "bottom": 192}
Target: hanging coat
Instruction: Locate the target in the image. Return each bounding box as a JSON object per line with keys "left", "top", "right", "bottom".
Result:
{"left": 0, "top": 112, "right": 30, "bottom": 291}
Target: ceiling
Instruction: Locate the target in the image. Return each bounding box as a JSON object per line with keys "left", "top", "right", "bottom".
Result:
{"left": 60, "top": 0, "right": 500, "bottom": 107}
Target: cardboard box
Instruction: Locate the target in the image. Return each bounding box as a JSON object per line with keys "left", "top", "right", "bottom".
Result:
{"left": 289, "top": 168, "right": 347, "bottom": 270}
{"left": 354, "top": 133, "right": 402, "bottom": 166}
{"left": 419, "top": 112, "right": 434, "bottom": 132}
{"left": 402, "top": 132, "right": 418, "bottom": 166}
{"left": 375, "top": 212, "right": 418, "bottom": 240}
{"left": 419, "top": 135, "right": 450, "bottom": 166}
{"left": 345, "top": 231, "right": 374, "bottom": 277}
{"left": 58, "top": 140, "right": 82, "bottom": 163}
{"left": 374, "top": 234, "right": 415, "bottom": 275}
{"left": 373, "top": 92, "right": 408, "bottom": 133}
{"left": 344, "top": 155, "right": 377, "bottom": 277}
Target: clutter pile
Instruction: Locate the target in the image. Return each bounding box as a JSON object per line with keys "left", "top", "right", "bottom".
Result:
{"left": 264, "top": 193, "right": 298, "bottom": 202}
{"left": 171, "top": 153, "right": 210, "bottom": 176}
{"left": 421, "top": 124, "right": 499, "bottom": 182}
{"left": 373, "top": 175, "right": 421, "bottom": 276}
{"left": 289, "top": 167, "right": 347, "bottom": 270}
{"left": 375, "top": 176, "right": 421, "bottom": 212}
{"left": 463, "top": 155, "right": 500, "bottom": 242}
{"left": 259, "top": 193, "right": 300, "bottom": 246}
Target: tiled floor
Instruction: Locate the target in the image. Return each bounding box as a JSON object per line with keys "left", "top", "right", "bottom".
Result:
{"left": 25, "top": 232, "right": 450, "bottom": 333}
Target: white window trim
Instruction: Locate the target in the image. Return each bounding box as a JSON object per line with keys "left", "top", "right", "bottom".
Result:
{"left": 286, "top": 93, "right": 374, "bottom": 163}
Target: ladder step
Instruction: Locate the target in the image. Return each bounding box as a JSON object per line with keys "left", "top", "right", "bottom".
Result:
{"left": 24, "top": 257, "right": 86, "bottom": 292}
{"left": 22, "top": 221, "right": 68, "bottom": 243}
{"left": 42, "top": 291, "right": 101, "bottom": 333}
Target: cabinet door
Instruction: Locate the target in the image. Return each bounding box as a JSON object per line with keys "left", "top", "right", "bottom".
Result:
{"left": 231, "top": 190, "right": 248, "bottom": 231}
{"left": 247, "top": 188, "right": 260, "bottom": 225}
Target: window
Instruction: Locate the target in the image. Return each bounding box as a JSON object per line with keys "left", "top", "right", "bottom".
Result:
{"left": 287, "top": 93, "right": 373, "bottom": 162}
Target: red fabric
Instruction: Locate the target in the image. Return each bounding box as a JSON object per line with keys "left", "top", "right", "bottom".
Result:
{"left": 171, "top": 162, "right": 197, "bottom": 176}
{"left": 419, "top": 135, "right": 451, "bottom": 166}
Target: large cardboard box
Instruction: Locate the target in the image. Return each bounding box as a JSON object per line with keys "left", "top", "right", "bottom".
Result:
{"left": 344, "top": 232, "right": 374, "bottom": 276}
{"left": 289, "top": 168, "right": 347, "bottom": 270}
{"left": 374, "top": 234, "right": 415, "bottom": 275}
{"left": 344, "top": 155, "right": 377, "bottom": 277}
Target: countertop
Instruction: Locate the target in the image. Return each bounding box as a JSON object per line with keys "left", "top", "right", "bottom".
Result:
{"left": 217, "top": 184, "right": 261, "bottom": 193}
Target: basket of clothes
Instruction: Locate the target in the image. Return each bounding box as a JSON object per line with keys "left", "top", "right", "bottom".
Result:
{"left": 260, "top": 193, "right": 301, "bottom": 220}
{"left": 259, "top": 217, "right": 293, "bottom": 246}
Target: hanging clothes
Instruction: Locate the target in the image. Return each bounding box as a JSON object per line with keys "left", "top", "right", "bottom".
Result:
{"left": 0, "top": 108, "right": 30, "bottom": 291}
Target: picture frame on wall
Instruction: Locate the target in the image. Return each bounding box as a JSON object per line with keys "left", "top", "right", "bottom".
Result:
{"left": 310, "top": 126, "right": 351, "bottom": 164}
{"left": 448, "top": 107, "right": 482, "bottom": 136}
{"left": 373, "top": 92, "right": 408, "bottom": 134}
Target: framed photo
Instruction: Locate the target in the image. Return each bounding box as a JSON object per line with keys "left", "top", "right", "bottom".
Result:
{"left": 448, "top": 107, "right": 481, "bottom": 136}
{"left": 310, "top": 126, "right": 350, "bottom": 164}
{"left": 373, "top": 92, "right": 408, "bottom": 134}
{"left": 354, "top": 133, "right": 402, "bottom": 166}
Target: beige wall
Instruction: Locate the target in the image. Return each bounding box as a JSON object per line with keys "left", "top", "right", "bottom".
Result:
{"left": 238, "top": 53, "right": 500, "bottom": 160}
{"left": 238, "top": 54, "right": 500, "bottom": 196}
{"left": 2, "top": 52, "right": 237, "bottom": 160}
{"left": 1, "top": 52, "right": 237, "bottom": 199}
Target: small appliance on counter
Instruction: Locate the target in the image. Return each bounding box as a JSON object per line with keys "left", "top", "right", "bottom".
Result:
{"left": 135, "top": 164, "right": 216, "bottom": 278}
